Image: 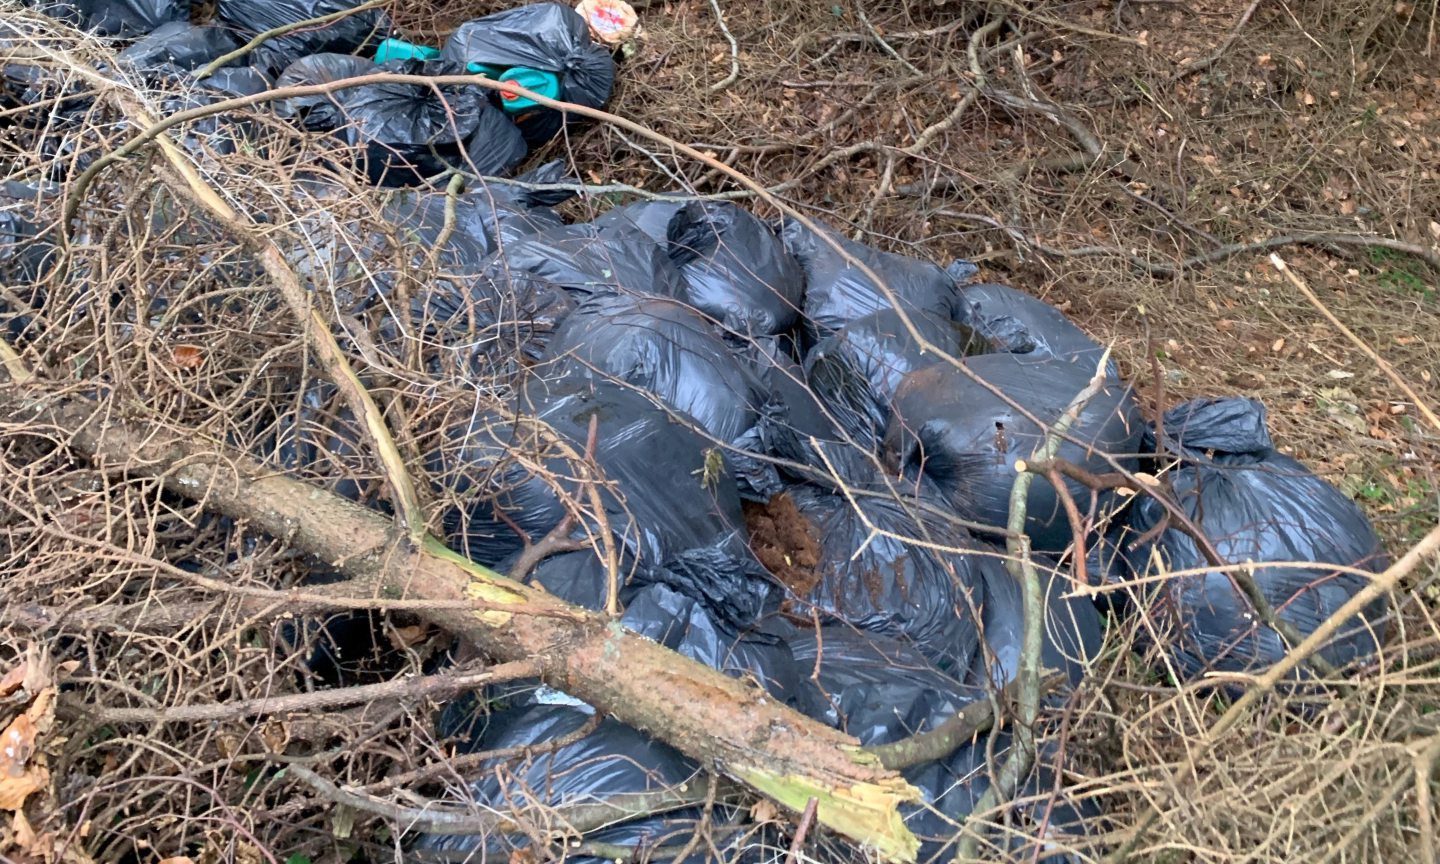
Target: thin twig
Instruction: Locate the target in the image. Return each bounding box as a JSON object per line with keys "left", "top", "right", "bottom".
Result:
{"left": 286, "top": 762, "right": 713, "bottom": 836}
{"left": 91, "top": 661, "right": 537, "bottom": 724}
{"left": 959, "top": 348, "right": 1114, "bottom": 860}
{"left": 706, "top": 0, "right": 741, "bottom": 93}
{"left": 364, "top": 713, "right": 605, "bottom": 794}
{"left": 935, "top": 210, "right": 1440, "bottom": 277}
{"left": 855, "top": 4, "right": 924, "bottom": 76}
{"left": 867, "top": 672, "right": 1065, "bottom": 770}
{"left": 1271, "top": 254, "right": 1440, "bottom": 434}
{"left": 787, "top": 797, "right": 820, "bottom": 863}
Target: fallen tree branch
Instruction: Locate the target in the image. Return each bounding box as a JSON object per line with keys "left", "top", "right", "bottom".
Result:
{"left": 0, "top": 383, "right": 922, "bottom": 862}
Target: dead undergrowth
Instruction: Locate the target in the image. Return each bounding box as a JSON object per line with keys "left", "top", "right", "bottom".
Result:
{"left": 1, "top": 0, "right": 1439, "bottom": 862}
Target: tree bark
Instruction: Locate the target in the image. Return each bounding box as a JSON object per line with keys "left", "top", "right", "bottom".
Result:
{"left": 0, "top": 385, "right": 921, "bottom": 862}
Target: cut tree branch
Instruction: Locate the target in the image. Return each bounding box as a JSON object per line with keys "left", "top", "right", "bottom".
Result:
{"left": 0, "top": 383, "right": 922, "bottom": 862}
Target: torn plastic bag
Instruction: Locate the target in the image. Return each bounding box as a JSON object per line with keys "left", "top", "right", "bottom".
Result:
{"left": 885, "top": 353, "right": 1144, "bottom": 552}
{"left": 904, "top": 731, "right": 1096, "bottom": 863}
{"left": 1112, "top": 397, "right": 1389, "bottom": 678}
{"left": 216, "top": 0, "right": 388, "bottom": 74}
{"left": 967, "top": 555, "right": 1103, "bottom": 688}
{"left": 274, "top": 53, "right": 375, "bottom": 131}
{"left": 429, "top": 372, "right": 777, "bottom": 625}
{"left": 779, "top": 216, "right": 961, "bottom": 343}
{"left": 29, "top": 0, "right": 186, "bottom": 38}
{"left": 789, "top": 626, "right": 977, "bottom": 746}
{"left": 621, "top": 583, "right": 811, "bottom": 706}
{"left": 414, "top": 704, "right": 701, "bottom": 861}
{"left": 197, "top": 65, "right": 274, "bottom": 98}
{"left": 663, "top": 201, "right": 806, "bottom": 335}
{"left": 335, "top": 59, "right": 483, "bottom": 187}
{"left": 782, "top": 484, "right": 994, "bottom": 671}
{"left": 118, "top": 22, "right": 241, "bottom": 74}
{"left": 804, "top": 308, "right": 984, "bottom": 447}
{"left": 441, "top": 2, "right": 615, "bottom": 145}
{"left": 542, "top": 293, "right": 766, "bottom": 444}
{"left": 480, "top": 221, "right": 689, "bottom": 300}
{"left": 955, "top": 281, "right": 1119, "bottom": 376}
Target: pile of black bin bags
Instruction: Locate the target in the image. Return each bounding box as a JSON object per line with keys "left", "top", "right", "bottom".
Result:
{"left": 4, "top": 5, "right": 1395, "bottom": 856}
{"left": 328, "top": 196, "right": 1380, "bottom": 860}
{"left": 12, "top": 0, "right": 616, "bottom": 185}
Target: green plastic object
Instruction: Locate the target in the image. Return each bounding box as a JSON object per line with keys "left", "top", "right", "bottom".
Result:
{"left": 496, "top": 67, "right": 561, "bottom": 112}
{"left": 465, "top": 61, "right": 506, "bottom": 78}
{"left": 374, "top": 38, "right": 440, "bottom": 64}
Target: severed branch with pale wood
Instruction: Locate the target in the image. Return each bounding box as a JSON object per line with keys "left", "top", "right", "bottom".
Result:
{"left": 0, "top": 380, "right": 921, "bottom": 861}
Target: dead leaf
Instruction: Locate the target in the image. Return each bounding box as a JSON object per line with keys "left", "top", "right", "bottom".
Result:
{"left": 387, "top": 624, "right": 429, "bottom": 650}
{"left": 171, "top": 345, "right": 204, "bottom": 370}
{"left": 260, "top": 719, "right": 289, "bottom": 754}
{"left": 0, "top": 713, "right": 47, "bottom": 810}
{"left": 331, "top": 803, "right": 356, "bottom": 839}
{"left": 0, "top": 665, "right": 26, "bottom": 699}
{"left": 750, "top": 798, "right": 779, "bottom": 823}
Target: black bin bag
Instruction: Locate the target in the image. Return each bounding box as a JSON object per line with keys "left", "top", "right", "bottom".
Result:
{"left": 789, "top": 626, "right": 979, "bottom": 746}
{"left": 967, "top": 553, "right": 1103, "bottom": 689}
{"left": 481, "top": 221, "right": 689, "bottom": 301}
{"left": 334, "top": 59, "right": 483, "bottom": 187}
{"left": 804, "top": 308, "right": 984, "bottom": 447}
{"left": 379, "top": 163, "right": 571, "bottom": 263}
{"left": 903, "top": 730, "right": 1096, "bottom": 864}
{"left": 1111, "top": 397, "right": 1390, "bottom": 679}
{"left": 428, "top": 372, "right": 777, "bottom": 625}
{"left": 118, "top": 22, "right": 242, "bottom": 75}
{"left": 29, "top": 0, "right": 186, "bottom": 38}
{"left": 542, "top": 292, "right": 766, "bottom": 445}
{"left": 779, "top": 216, "right": 961, "bottom": 344}
{"left": 666, "top": 201, "right": 806, "bottom": 336}
{"left": 884, "top": 353, "right": 1144, "bottom": 552}
{"left": 274, "top": 53, "right": 376, "bottom": 132}
{"left": 414, "top": 704, "right": 703, "bottom": 861}
{"left": 441, "top": 2, "right": 615, "bottom": 146}
{"left": 197, "top": 65, "right": 273, "bottom": 98}
{"left": 955, "top": 281, "right": 1119, "bottom": 377}
{"left": 216, "top": 0, "right": 388, "bottom": 74}
{"left": 781, "top": 484, "right": 1002, "bottom": 672}
{"left": 621, "top": 583, "right": 813, "bottom": 707}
